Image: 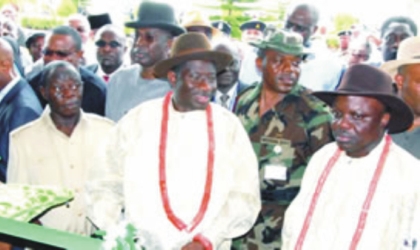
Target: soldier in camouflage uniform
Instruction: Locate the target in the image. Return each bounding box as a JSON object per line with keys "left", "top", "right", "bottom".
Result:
{"left": 232, "top": 29, "right": 334, "bottom": 249}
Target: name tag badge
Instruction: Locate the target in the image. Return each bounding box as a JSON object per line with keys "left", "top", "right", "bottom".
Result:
{"left": 264, "top": 164, "right": 288, "bottom": 181}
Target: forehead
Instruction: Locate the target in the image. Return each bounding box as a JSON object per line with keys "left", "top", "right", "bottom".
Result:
{"left": 135, "top": 27, "right": 168, "bottom": 36}
{"left": 333, "top": 95, "right": 385, "bottom": 112}
{"left": 265, "top": 49, "right": 301, "bottom": 60}
{"left": 287, "top": 7, "right": 313, "bottom": 26}
{"left": 384, "top": 22, "right": 413, "bottom": 36}
{"left": 214, "top": 44, "right": 239, "bottom": 58}
{"left": 183, "top": 60, "right": 217, "bottom": 72}
{"left": 69, "top": 19, "right": 89, "bottom": 29}
{"left": 48, "top": 68, "right": 79, "bottom": 84}
{"left": 99, "top": 30, "right": 121, "bottom": 40}
{"left": 47, "top": 34, "right": 76, "bottom": 50}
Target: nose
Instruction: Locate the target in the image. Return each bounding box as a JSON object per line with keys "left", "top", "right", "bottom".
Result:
{"left": 335, "top": 115, "right": 352, "bottom": 130}
{"left": 198, "top": 77, "right": 216, "bottom": 92}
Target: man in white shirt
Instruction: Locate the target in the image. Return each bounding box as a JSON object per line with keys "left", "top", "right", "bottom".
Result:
{"left": 7, "top": 61, "right": 114, "bottom": 236}
{"left": 87, "top": 32, "right": 261, "bottom": 250}
{"left": 282, "top": 64, "right": 420, "bottom": 249}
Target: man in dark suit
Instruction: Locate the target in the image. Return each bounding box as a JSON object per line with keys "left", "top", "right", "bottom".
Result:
{"left": 0, "top": 37, "right": 42, "bottom": 182}
{"left": 85, "top": 24, "right": 127, "bottom": 83}
{"left": 213, "top": 39, "right": 249, "bottom": 111}
{"left": 27, "top": 26, "right": 106, "bottom": 116}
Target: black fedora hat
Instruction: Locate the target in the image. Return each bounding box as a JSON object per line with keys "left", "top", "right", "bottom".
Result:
{"left": 88, "top": 13, "right": 112, "bottom": 30}
{"left": 125, "top": 1, "right": 185, "bottom": 36}
{"left": 313, "top": 64, "right": 413, "bottom": 134}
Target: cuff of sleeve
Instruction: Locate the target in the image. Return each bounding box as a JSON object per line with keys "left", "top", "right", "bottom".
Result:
{"left": 193, "top": 233, "right": 213, "bottom": 250}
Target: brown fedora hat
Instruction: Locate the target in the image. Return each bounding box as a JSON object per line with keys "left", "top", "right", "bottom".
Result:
{"left": 154, "top": 32, "right": 232, "bottom": 78}
{"left": 313, "top": 64, "right": 413, "bottom": 134}
{"left": 125, "top": 1, "right": 185, "bottom": 36}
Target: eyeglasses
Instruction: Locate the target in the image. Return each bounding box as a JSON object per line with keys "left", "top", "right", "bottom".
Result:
{"left": 43, "top": 49, "right": 74, "bottom": 57}
{"left": 95, "top": 40, "right": 122, "bottom": 48}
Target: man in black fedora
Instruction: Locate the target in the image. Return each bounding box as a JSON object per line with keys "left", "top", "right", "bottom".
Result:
{"left": 87, "top": 32, "right": 261, "bottom": 249}
{"left": 282, "top": 64, "right": 420, "bottom": 249}
{"left": 105, "top": 1, "right": 185, "bottom": 121}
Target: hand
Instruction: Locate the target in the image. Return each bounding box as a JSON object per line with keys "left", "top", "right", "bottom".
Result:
{"left": 181, "top": 241, "right": 205, "bottom": 250}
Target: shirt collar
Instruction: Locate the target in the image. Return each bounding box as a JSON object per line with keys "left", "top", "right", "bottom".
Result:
{"left": 0, "top": 76, "right": 20, "bottom": 104}
{"left": 97, "top": 63, "right": 125, "bottom": 79}
{"left": 215, "top": 82, "right": 238, "bottom": 100}
{"left": 41, "top": 105, "right": 86, "bottom": 138}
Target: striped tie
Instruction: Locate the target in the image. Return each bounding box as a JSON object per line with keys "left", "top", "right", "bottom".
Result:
{"left": 220, "top": 94, "right": 229, "bottom": 109}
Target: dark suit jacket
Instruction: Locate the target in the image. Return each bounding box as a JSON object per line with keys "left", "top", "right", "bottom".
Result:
{"left": 86, "top": 63, "right": 99, "bottom": 74}
{"left": 0, "top": 79, "right": 42, "bottom": 182}
{"left": 27, "top": 66, "right": 107, "bottom": 116}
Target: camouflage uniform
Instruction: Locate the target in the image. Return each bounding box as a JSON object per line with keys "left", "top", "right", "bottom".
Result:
{"left": 232, "top": 83, "right": 334, "bottom": 250}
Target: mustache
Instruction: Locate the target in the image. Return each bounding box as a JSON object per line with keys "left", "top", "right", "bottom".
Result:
{"left": 333, "top": 129, "right": 353, "bottom": 138}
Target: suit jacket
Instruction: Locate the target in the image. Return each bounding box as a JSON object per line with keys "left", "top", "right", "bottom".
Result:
{"left": 0, "top": 79, "right": 42, "bottom": 182}
{"left": 27, "top": 66, "right": 107, "bottom": 116}
{"left": 86, "top": 63, "right": 99, "bottom": 74}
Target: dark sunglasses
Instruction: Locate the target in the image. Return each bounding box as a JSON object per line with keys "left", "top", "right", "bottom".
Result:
{"left": 95, "top": 40, "right": 122, "bottom": 48}
{"left": 43, "top": 49, "right": 74, "bottom": 57}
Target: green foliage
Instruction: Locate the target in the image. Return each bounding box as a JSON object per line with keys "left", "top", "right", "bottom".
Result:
{"left": 56, "top": 0, "right": 77, "bottom": 17}
{"left": 21, "top": 16, "right": 63, "bottom": 30}
{"left": 333, "top": 13, "right": 359, "bottom": 34}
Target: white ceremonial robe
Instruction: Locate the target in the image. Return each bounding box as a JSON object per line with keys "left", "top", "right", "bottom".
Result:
{"left": 87, "top": 97, "right": 261, "bottom": 249}
{"left": 282, "top": 137, "right": 420, "bottom": 250}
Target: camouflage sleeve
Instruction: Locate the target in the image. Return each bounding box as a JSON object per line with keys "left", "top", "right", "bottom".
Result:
{"left": 307, "top": 110, "right": 334, "bottom": 154}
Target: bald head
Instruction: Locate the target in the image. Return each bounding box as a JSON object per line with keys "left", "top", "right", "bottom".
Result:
{"left": 285, "top": 2, "right": 320, "bottom": 45}
{"left": 94, "top": 24, "right": 126, "bottom": 44}
{"left": 66, "top": 14, "right": 91, "bottom": 44}
{"left": 213, "top": 39, "right": 240, "bottom": 60}
{"left": 0, "top": 37, "right": 15, "bottom": 89}
{"left": 0, "top": 37, "right": 14, "bottom": 63}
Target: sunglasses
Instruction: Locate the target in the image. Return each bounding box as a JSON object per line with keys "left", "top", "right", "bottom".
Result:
{"left": 95, "top": 40, "right": 122, "bottom": 48}
{"left": 43, "top": 49, "right": 74, "bottom": 57}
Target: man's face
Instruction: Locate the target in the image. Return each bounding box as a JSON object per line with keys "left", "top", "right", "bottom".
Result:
{"left": 43, "top": 34, "right": 82, "bottom": 67}
{"left": 41, "top": 70, "right": 83, "bottom": 118}
{"left": 285, "top": 7, "right": 317, "bottom": 45}
{"left": 170, "top": 60, "right": 217, "bottom": 112}
{"left": 214, "top": 45, "right": 241, "bottom": 88}
{"left": 397, "top": 64, "right": 420, "bottom": 116}
{"left": 331, "top": 95, "right": 389, "bottom": 158}
{"left": 29, "top": 36, "right": 45, "bottom": 62}
{"left": 68, "top": 19, "right": 90, "bottom": 44}
{"left": 339, "top": 35, "right": 350, "bottom": 50}
{"left": 258, "top": 49, "right": 301, "bottom": 94}
{"left": 348, "top": 44, "right": 369, "bottom": 66}
{"left": 130, "top": 28, "right": 171, "bottom": 67}
{"left": 241, "top": 29, "right": 263, "bottom": 44}
{"left": 96, "top": 30, "right": 126, "bottom": 71}
{"left": 382, "top": 22, "right": 414, "bottom": 61}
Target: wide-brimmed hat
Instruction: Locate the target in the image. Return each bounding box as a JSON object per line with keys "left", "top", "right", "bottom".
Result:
{"left": 125, "top": 1, "right": 185, "bottom": 36}
{"left": 181, "top": 10, "right": 219, "bottom": 37}
{"left": 313, "top": 64, "right": 413, "bottom": 134}
{"left": 251, "top": 29, "right": 310, "bottom": 56}
{"left": 381, "top": 36, "right": 420, "bottom": 78}
{"left": 154, "top": 32, "right": 232, "bottom": 78}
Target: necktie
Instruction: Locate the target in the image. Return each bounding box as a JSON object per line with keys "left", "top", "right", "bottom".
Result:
{"left": 220, "top": 94, "right": 229, "bottom": 109}
{"left": 103, "top": 75, "right": 110, "bottom": 83}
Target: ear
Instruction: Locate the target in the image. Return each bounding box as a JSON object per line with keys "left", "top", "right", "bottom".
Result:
{"left": 167, "top": 38, "right": 174, "bottom": 50}
{"left": 76, "top": 50, "right": 84, "bottom": 59}
{"left": 312, "top": 25, "right": 319, "bottom": 35}
{"left": 394, "top": 73, "right": 404, "bottom": 92}
{"left": 256, "top": 56, "right": 263, "bottom": 72}
{"left": 39, "top": 85, "right": 48, "bottom": 101}
{"left": 381, "top": 112, "right": 391, "bottom": 129}
{"left": 167, "top": 70, "right": 177, "bottom": 88}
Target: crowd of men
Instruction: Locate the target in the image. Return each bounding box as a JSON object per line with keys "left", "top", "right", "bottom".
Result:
{"left": 1, "top": 0, "right": 420, "bottom": 249}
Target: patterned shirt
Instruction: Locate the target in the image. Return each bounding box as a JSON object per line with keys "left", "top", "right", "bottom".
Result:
{"left": 233, "top": 83, "right": 334, "bottom": 249}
